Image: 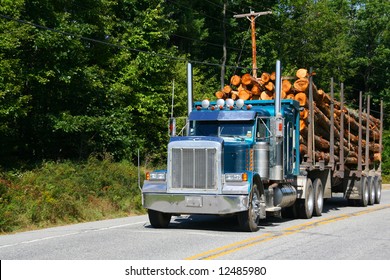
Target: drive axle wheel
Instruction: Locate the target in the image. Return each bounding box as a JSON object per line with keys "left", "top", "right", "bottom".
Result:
{"left": 374, "top": 176, "right": 382, "bottom": 204}
{"left": 368, "top": 177, "right": 375, "bottom": 205}
{"left": 313, "top": 178, "right": 323, "bottom": 216}
{"left": 148, "top": 209, "right": 172, "bottom": 228}
{"left": 358, "top": 177, "right": 369, "bottom": 207}
{"left": 298, "top": 178, "right": 314, "bottom": 219}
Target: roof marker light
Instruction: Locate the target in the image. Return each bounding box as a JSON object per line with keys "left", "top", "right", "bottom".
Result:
{"left": 236, "top": 99, "right": 244, "bottom": 109}
{"left": 226, "top": 98, "right": 234, "bottom": 108}
{"left": 201, "top": 99, "right": 210, "bottom": 109}
{"left": 216, "top": 99, "right": 225, "bottom": 108}
{"left": 246, "top": 104, "right": 252, "bottom": 110}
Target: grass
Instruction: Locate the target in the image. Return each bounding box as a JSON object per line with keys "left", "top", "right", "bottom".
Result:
{"left": 382, "top": 174, "right": 390, "bottom": 184}
{"left": 0, "top": 152, "right": 387, "bottom": 233}
{"left": 0, "top": 156, "right": 146, "bottom": 233}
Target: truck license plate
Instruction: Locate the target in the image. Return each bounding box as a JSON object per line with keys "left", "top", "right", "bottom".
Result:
{"left": 185, "top": 196, "right": 203, "bottom": 207}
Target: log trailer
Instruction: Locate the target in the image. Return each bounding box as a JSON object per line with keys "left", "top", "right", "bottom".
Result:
{"left": 142, "top": 61, "right": 383, "bottom": 232}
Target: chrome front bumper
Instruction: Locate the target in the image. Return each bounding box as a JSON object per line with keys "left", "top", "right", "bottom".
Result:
{"left": 143, "top": 193, "right": 249, "bottom": 215}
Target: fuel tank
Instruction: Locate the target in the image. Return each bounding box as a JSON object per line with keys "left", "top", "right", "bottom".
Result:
{"left": 273, "top": 184, "right": 297, "bottom": 208}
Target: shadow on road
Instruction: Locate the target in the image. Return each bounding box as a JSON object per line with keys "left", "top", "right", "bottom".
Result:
{"left": 143, "top": 196, "right": 360, "bottom": 232}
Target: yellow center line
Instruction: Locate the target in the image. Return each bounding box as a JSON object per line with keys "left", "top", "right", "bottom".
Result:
{"left": 185, "top": 204, "right": 390, "bottom": 260}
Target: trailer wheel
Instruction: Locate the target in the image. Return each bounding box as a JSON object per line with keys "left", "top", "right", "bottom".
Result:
{"left": 313, "top": 178, "right": 323, "bottom": 216}
{"left": 374, "top": 176, "right": 382, "bottom": 204}
{"left": 148, "top": 209, "right": 172, "bottom": 228}
{"left": 358, "top": 177, "right": 369, "bottom": 207}
{"left": 368, "top": 177, "right": 375, "bottom": 205}
{"left": 238, "top": 181, "right": 262, "bottom": 232}
{"left": 298, "top": 178, "right": 314, "bottom": 219}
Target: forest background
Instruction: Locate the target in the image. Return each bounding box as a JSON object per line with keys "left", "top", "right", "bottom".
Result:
{"left": 0, "top": 0, "right": 389, "bottom": 232}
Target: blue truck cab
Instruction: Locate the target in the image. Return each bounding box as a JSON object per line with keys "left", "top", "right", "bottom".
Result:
{"left": 143, "top": 98, "right": 302, "bottom": 231}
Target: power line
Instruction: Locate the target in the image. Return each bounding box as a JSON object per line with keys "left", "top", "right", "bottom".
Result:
{"left": 202, "top": 0, "right": 238, "bottom": 15}
{"left": 167, "top": 0, "right": 250, "bottom": 33}
{"left": 0, "top": 13, "right": 252, "bottom": 71}
{"left": 171, "top": 33, "right": 248, "bottom": 52}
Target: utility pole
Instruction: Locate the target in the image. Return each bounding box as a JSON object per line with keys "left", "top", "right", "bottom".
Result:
{"left": 220, "top": 0, "right": 227, "bottom": 90}
{"left": 233, "top": 10, "right": 272, "bottom": 78}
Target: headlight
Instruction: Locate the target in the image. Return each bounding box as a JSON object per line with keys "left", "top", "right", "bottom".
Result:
{"left": 225, "top": 173, "right": 247, "bottom": 182}
{"left": 146, "top": 172, "right": 166, "bottom": 181}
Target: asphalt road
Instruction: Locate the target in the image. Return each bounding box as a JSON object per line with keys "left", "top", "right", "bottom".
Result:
{"left": 1, "top": 188, "right": 390, "bottom": 260}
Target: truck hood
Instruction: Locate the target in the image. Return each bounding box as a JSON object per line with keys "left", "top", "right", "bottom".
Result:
{"left": 169, "top": 136, "right": 224, "bottom": 144}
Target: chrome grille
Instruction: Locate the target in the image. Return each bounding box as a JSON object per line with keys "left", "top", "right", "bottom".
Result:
{"left": 171, "top": 147, "right": 217, "bottom": 190}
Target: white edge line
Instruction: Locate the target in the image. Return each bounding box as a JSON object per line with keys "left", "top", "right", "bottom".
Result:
{"left": 0, "top": 221, "right": 147, "bottom": 249}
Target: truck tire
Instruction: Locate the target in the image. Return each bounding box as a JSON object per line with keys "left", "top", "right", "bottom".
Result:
{"left": 368, "top": 176, "right": 375, "bottom": 205}
{"left": 374, "top": 176, "right": 382, "bottom": 204}
{"left": 313, "top": 178, "right": 323, "bottom": 216}
{"left": 238, "top": 181, "right": 262, "bottom": 232}
{"left": 298, "top": 178, "right": 314, "bottom": 219}
{"left": 358, "top": 177, "right": 369, "bottom": 207}
{"left": 148, "top": 209, "right": 172, "bottom": 228}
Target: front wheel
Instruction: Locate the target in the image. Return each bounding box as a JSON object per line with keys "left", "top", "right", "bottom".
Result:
{"left": 238, "top": 184, "right": 262, "bottom": 232}
{"left": 148, "top": 209, "right": 172, "bottom": 228}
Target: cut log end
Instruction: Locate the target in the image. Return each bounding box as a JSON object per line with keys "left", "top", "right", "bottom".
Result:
{"left": 230, "top": 75, "right": 241, "bottom": 86}
{"left": 282, "top": 79, "right": 292, "bottom": 93}
{"left": 300, "top": 108, "right": 309, "bottom": 120}
{"left": 238, "top": 89, "right": 252, "bottom": 101}
{"left": 260, "top": 91, "right": 273, "bottom": 100}
{"left": 300, "top": 119, "right": 307, "bottom": 132}
{"left": 260, "top": 72, "right": 271, "bottom": 84}
{"left": 265, "top": 81, "right": 275, "bottom": 92}
{"left": 296, "top": 68, "right": 308, "bottom": 79}
{"left": 215, "top": 91, "right": 225, "bottom": 99}
{"left": 223, "top": 85, "right": 232, "bottom": 95}
{"left": 241, "top": 74, "right": 255, "bottom": 86}
{"left": 294, "top": 78, "right": 309, "bottom": 92}
{"left": 295, "top": 92, "right": 308, "bottom": 107}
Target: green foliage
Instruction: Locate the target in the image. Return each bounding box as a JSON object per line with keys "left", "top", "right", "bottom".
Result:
{"left": 382, "top": 130, "right": 390, "bottom": 177}
{"left": 0, "top": 156, "right": 144, "bottom": 232}
{"left": 0, "top": 0, "right": 389, "bottom": 230}
{"left": 0, "top": 0, "right": 179, "bottom": 164}
{"left": 1, "top": 0, "right": 388, "bottom": 165}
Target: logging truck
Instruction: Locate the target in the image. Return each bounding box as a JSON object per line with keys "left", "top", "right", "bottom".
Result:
{"left": 142, "top": 61, "right": 383, "bottom": 232}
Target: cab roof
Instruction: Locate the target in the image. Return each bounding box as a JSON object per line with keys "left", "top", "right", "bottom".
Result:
{"left": 189, "top": 110, "right": 258, "bottom": 121}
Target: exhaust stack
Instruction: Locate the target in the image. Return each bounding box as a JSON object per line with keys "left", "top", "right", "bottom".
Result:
{"left": 187, "top": 62, "right": 193, "bottom": 117}
{"left": 187, "top": 62, "right": 193, "bottom": 136}
{"left": 274, "top": 60, "right": 282, "bottom": 116}
{"left": 270, "top": 60, "right": 284, "bottom": 181}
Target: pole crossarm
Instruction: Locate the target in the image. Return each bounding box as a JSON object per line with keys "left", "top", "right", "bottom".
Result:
{"left": 233, "top": 11, "right": 272, "bottom": 21}
{"left": 233, "top": 10, "right": 272, "bottom": 78}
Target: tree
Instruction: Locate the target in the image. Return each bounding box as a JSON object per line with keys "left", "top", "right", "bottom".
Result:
{"left": 347, "top": 0, "right": 390, "bottom": 124}
{"left": 0, "top": 0, "right": 388, "bottom": 167}
{"left": 0, "top": 0, "right": 180, "bottom": 164}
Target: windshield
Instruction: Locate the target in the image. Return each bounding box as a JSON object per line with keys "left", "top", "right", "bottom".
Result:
{"left": 192, "top": 121, "right": 254, "bottom": 138}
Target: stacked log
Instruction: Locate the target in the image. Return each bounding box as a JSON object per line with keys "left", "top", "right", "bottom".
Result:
{"left": 290, "top": 69, "right": 382, "bottom": 168}
{"left": 219, "top": 73, "right": 278, "bottom": 101}
{"left": 216, "top": 69, "right": 382, "bottom": 168}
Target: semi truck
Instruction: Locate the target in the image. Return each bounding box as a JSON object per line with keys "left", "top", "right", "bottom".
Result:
{"left": 142, "top": 61, "right": 383, "bottom": 232}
